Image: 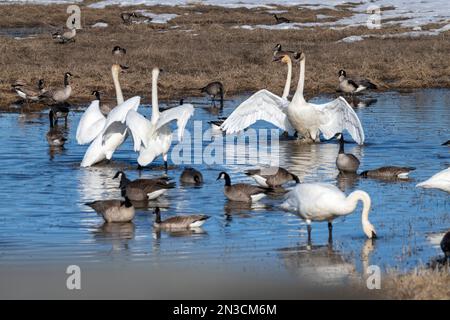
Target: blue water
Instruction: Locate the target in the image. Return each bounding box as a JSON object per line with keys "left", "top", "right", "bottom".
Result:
{"left": 0, "top": 89, "right": 449, "bottom": 280}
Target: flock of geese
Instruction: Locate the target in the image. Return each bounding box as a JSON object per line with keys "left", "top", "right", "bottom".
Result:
{"left": 10, "top": 42, "right": 450, "bottom": 260}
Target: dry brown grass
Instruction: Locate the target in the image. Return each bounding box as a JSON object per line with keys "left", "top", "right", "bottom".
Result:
{"left": 0, "top": 4, "right": 449, "bottom": 110}
{"left": 383, "top": 265, "right": 450, "bottom": 299}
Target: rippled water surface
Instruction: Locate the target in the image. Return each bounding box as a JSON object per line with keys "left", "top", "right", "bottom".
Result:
{"left": 0, "top": 89, "right": 449, "bottom": 290}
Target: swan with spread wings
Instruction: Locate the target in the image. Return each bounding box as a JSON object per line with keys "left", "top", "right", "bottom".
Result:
{"left": 221, "top": 51, "right": 365, "bottom": 145}
{"left": 125, "top": 67, "right": 194, "bottom": 170}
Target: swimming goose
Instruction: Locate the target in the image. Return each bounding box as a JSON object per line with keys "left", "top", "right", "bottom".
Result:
{"left": 273, "top": 14, "right": 290, "bottom": 24}
{"left": 217, "top": 171, "right": 269, "bottom": 203}
{"left": 441, "top": 231, "right": 450, "bottom": 259}
{"left": 113, "top": 171, "right": 175, "bottom": 201}
{"left": 338, "top": 70, "right": 377, "bottom": 95}
{"left": 442, "top": 140, "right": 450, "bottom": 146}
{"left": 125, "top": 67, "right": 194, "bottom": 170}
{"left": 86, "top": 197, "right": 135, "bottom": 223}
{"left": 12, "top": 79, "right": 45, "bottom": 103}
{"left": 416, "top": 167, "right": 450, "bottom": 193}
{"left": 201, "top": 81, "right": 224, "bottom": 106}
{"left": 46, "top": 110, "right": 67, "bottom": 147}
{"left": 180, "top": 167, "right": 203, "bottom": 185}
{"left": 335, "top": 133, "right": 360, "bottom": 173}
{"left": 221, "top": 51, "right": 365, "bottom": 145}
{"left": 153, "top": 207, "right": 210, "bottom": 229}
{"left": 245, "top": 167, "right": 299, "bottom": 188}
{"left": 40, "top": 72, "right": 73, "bottom": 103}
{"left": 360, "top": 166, "right": 415, "bottom": 179}
{"left": 281, "top": 183, "right": 376, "bottom": 242}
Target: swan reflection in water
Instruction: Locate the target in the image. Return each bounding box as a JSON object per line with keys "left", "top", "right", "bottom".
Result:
{"left": 278, "top": 239, "right": 375, "bottom": 287}
{"left": 92, "top": 222, "right": 136, "bottom": 253}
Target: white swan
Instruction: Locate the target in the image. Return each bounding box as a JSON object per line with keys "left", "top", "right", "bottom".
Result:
{"left": 76, "top": 64, "right": 125, "bottom": 145}
{"left": 281, "top": 183, "right": 376, "bottom": 241}
{"left": 221, "top": 52, "right": 365, "bottom": 145}
{"left": 80, "top": 95, "right": 141, "bottom": 167}
{"left": 125, "top": 67, "right": 194, "bottom": 170}
{"left": 416, "top": 167, "right": 450, "bottom": 193}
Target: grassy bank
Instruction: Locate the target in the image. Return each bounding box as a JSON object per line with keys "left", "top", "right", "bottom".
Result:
{"left": 0, "top": 3, "right": 449, "bottom": 110}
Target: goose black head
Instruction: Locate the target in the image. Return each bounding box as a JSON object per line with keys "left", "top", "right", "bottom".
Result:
{"left": 91, "top": 90, "right": 100, "bottom": 100}
{"left": 65, "top": 72, "right": 73, "bottom": 79}
{"left": 112, "top": 46, "right": 126, "bottom": 55}
{"left": 293, "top": 51, "right": 305, "bottom": 62}
{"left": 338, "top": 69, "right": 346, "bottom": 77}
{"left": 113, "top": 171, "right": 125, "bottom": 179}
{"left": 119, "top": 64, "right": 129, "bottom": 72}
{"left": 273, "top": 43, "right": 282, "bottom": 52}
{"left": 38, "top": 79, "right": 45, "bottom": 89}
{"left": 292, "top": 174, "right": 300, "bottom": 184}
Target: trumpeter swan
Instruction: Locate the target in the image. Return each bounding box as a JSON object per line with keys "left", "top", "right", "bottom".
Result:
{"left": 281, "top": 183, "right": 376, "bottom": 241}
{"left": 125, "top": 67, "right": 194, "bottom": 170}
{"left": 221, "top": 52, "right": 365, "bottom": 145}
{"left": 416, "top": 167, "right": 450, "bottom": 193}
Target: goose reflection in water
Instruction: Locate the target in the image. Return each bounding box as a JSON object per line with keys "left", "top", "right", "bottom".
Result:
{"left": 92, "top": 222, "right": 136, "bottom": 254}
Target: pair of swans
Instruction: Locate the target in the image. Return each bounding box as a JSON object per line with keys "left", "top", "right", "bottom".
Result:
{"left": 221, "top": 51, "right": 365, "bottom": 145}
{"left": 77, "top": 65, "right": 194, "bottom": 168}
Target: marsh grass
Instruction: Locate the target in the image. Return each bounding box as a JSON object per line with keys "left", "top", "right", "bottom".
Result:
{"left": 0, "top": 4, "right": 449, "bottom": 110}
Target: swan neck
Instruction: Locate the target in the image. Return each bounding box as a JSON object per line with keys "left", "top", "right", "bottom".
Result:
{"left": 282, "top": 58, "right": 292, "bottom": 99}
{"left": 151, "top": 70, "right": 160, "bottom": 124}
{"left": 292, "top": 58, "right": 306, "bottom": 104}
{"left": 112, "top": 66, "right": 124, "bottom": 105}
{"left": 348, "top": 190, "right": 372, "bottom": 227}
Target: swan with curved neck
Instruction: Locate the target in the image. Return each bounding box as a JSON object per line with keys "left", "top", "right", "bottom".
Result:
{"left": 281, "top": 183, "right": 376, "bottom": 242}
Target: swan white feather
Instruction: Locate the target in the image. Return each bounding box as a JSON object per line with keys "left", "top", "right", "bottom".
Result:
{"left": 76, "top": 100, "right": 106, "bottom": 145}
{"left": 416, "top": 167, "right": 450, "bottom": 193}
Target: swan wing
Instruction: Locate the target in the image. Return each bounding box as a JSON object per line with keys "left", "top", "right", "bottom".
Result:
{"left": 220, "top": 89, "right": 293, "bottom": 134}
{"left": 104, "top": 96, "right": 141, "bottom": 129}
{"left": 315, "top": 97, "right": 365, "bottom": 145}
{"left": 125, "top": 110, "right": 152, "bottom": 151}
{"left": 76, "top": 100, "right": 106, "bottom": 145}
{"left": 416, "top": 167, "right": 450, "bottom": 191}
{"left": 155, "top": 103, "right": 195, "bottom": 141}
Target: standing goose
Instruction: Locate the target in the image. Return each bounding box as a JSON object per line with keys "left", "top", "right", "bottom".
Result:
{"left": 338, "top": 70, "right": 377, "bottom": 95}
{"left": 112, "top": 46, "right": 126, "bottom": 57}
{"left": 217, "top": 171, "right": 270, "bottom": 203}
{"left": 180, "top": 167, "right": 203, "bottom": 185}
{"left": 120, "top": 12, "right": 137, "bottom": 24}
{"left": 273, "top": 14, "right": 290, "bottom": 24}
{"left": 52, "top": 19, "right": 77, "bottom": 43}
{"left": 221, "top": 51, "right": 365, "bottom": 145}
{"left": 125, "top": 67, "right": 194, "bottom": 170}
{"left": 281, "top": 183, "right": 376, "bottom": 242}
{"left": 92, "top": 90, "right": 113, "bottom": 116}
{"left": 416, "top": 167, "right": 450, "bottom": 193}
{"left": 442, "top": 140, "right": 450, "bottom": 146}
{"left": 335, "top": 133, "right": 360, "bottom": 173}
{"left": 85, "top": 197, "right": 135, "bottom": 223}
{"left": 12, "top": 79, "right": 45, "bottom": 104}
{"left": 360, "top": 166, "right": 415, "bottom": 179}
{"left": 244, "top": 167, "right": 299, "bottom": 188}
{"left": 153, "top": 207, "right": 210, "bottom": 229}
{"left": 46, "top": 110, "right": 67, "bottom": 147}
{"left": 40, "top": 72, "right": 73, "bottom": 103}
{"left": 113, "top": 171, "right": 175, "bottom": 201}
{"left": 201, "top": 81, "right": 224, "bottom": 106}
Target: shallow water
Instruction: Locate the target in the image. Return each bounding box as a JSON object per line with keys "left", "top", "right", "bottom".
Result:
{"left": 0, "top": 89, "right": 449, "bottom": 293}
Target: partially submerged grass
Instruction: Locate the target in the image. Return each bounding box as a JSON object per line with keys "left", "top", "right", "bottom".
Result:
{"left": 0, "top": 4, "right": 449, "bottom": 110}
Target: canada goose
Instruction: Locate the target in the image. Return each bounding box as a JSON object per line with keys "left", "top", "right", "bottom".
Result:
{"left": 222, "top": 51, "right": 365, "bottom": 145}
{"left": 244, "top": 167, "right": 299, "bottom": 188}
{"left": 273, "top": 14, "right": 290, "bottom": 24}
{"left": 12, "top": 79, "right": 45, "bottom": 104}
{"left": 113, "top": 171, "right": 175, "bottom": 201}
{"left": 49, "top": 104, "right": 69, "bottom": 126}
{"left": 92, "top": 90, "right": 113, "bottom": 116}
{"left": 442, "top": 140, "right": 450, "bottom": 146}
{"left": 441, "top": 231, "right": 450, "bottom": 259}
{"left": 335, "top": 133, "right": 360, "bottom": 173}
{"left": 40, "top": 72, "right": 73, "bottom": 103}
{"left": 125, "top": 67, "right": 194, "bottom": 170}
{"left": 217, "top": 171, "right": 269, "bottom": 203}
{"left": 208, "top": 117, "right": 227, "bottom": 131}
{"left": 338, "top": 70, "right": 377, "bottom": 95}
{"left": 360, "top": 166, "right": 415, "bottom": 179}
{"left": 120, "top": 12, "right": 137, "bottom": 24}
{"left": 112, "top": 46, "right": 126, "bottom": 56}
{"left": 46, "top": 110, "right": 67, "bottom": 147}
{"left": 153, "top": 207, "right": 210, "bottom": 229}
{"left": 180, "top": 167, "right": 203, "bottom": 185}
{"left": 281, "top": 183, "right": 376, "bottom": 242}
{"left": 200, "top": 81, "right": 224, "bottom": 106}
{"left": 52, "top": 19, "right": 76, "bottom": 44}
{"left": 416, "top": 167, "right": 450, "bottom": 193}
{"left": 85, "top": 197, "right": 135, "bottom": 223}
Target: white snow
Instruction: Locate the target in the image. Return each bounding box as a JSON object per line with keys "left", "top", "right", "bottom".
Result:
{"left": 91, "top": 22, "right": 109, "bottom": 28}
{"left": 135, "top": 10, "right": 178, "bottom": 24}
{"left": 339, "top": 35, "right": 365, "bottom": 43}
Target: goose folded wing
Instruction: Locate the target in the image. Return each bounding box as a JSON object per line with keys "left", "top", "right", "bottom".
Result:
{"left": 315, "top": 97, "right": 365, "bottom": 145}
{"left": 125, "top": 109, "right": 152, "bottom": 151}
{"left": 220, "top": 89, "right": 293, "bottom": 135}
{"left": 154, "top": 103, "right": 195, "bottom": 141}
{"left": 76, "top": 100, "right": 106, "bottom": 145}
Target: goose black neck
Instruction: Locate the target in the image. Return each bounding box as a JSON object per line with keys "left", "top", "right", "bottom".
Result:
{"left": 292, "top": 174, "right": 300, "bottom": 184}
{"left": 123, "top": 196, "right": 132, "bottom": 208}
{"left": 49, "top": 111, "right": 54, "bottom": 128}
{"left": 94, "top": 91, "right": 100, "bottom": 101}
{"left": 64, "top": 74, "right": 70, "bottom": 86}
{"left": 223, "top": 173, "right": 231, "bottom": 186}
{"left": 338, "top": 136, "right": 345, "bottom": 154}
{"left": 154, "top": 208, "right": 161, "bottom": 223}
{"left": 119, "top": 173, "right": 131, "bottom": 189}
